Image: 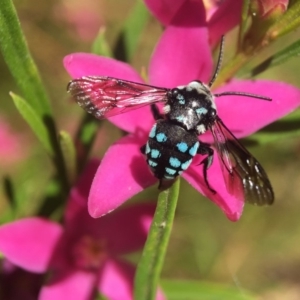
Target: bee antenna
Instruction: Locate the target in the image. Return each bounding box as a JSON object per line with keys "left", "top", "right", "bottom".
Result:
{"left": 208, "top": 35, "right": 225, "bottom": 88}
{"left": 214, "top": 91, "right": 272, "bottom": 101}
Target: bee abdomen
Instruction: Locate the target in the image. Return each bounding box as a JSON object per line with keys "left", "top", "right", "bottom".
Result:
{"left": 143, "top": 120, "right": 200, "bottom": 180}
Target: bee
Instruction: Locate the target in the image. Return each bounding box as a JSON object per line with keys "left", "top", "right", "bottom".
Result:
{"left": 67, "top": 37, "right": 274, "bottom": 205}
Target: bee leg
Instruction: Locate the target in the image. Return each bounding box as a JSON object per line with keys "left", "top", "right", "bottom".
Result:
{"left": 198, "top": 144, "right": 216, "bottom": 194}
{"left": 151, "top": 104, "right": 163, "bottom": 120}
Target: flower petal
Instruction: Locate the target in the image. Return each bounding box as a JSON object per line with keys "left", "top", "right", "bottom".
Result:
{"left": 145, "top": 0, "right": 206, "bottom": 27}
{"left": 66, "top": 160, "right": 155, "bottom": 252}
{"left": 88, "top": 134, "right": 156, "bottom": 218}
{"left": 98, "top": 258, "right": 165, "bottom": 300}
{"left": 64, "top": 53, "right": 142, "bottom": 81}
{"left": 0, "top": 218, "right": 63, "bottom": 273}
{"left": 144, "top": 0, "right": 187, "bottom": 25}
{"left": 214, "top": 80, "right": 300, "bottom": 138}
{"left": 110, "top": 105, "right": 154, "bottom": 133}
{"left": 98, "top": 259, "right": 134, "bottom": 300}
{"left": 149, "top": 26, "right": 213, "bottom": 87}
{"left": 208, "top": 0, "right": 243, "bottom": 46}
{"left": 182, "top": 156, "right": 244, "bottom": 221}
{"left": 39, "top": 268, "right": 96, "bottom": 300}
{"left": 90, "top": 203, "right": 156, "bottom": 255}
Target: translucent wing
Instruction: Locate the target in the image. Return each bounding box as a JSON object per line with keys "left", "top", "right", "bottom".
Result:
{"left": 67, "top": 76, "right": 168, "bottom": 119}
{"left": 210, "top": 117, "right": 274, "bottom": 205}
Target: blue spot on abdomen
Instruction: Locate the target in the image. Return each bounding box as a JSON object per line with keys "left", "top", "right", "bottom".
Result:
{"left": 176, "top": 142, "right": 188, "bottom": 153}
{"left": 181, "top": 159, "right": 192, "bottom": 170}
{"left": 149, "top": 124, "right": 157, "bottom": 138}
{"left": 156, "top": 132, "right": 167, "bottom": 142}
{"left": 151, "top": 149, "right": 161, "bottom": 159}
{"left": 148, "top": 159, "right": 158, "bottom": 167}
{"left": 169, "top": 157, "right": 181, "bottom": 168}
{"left": 165, "top": 167, "right": 177, "bottom": 175}
{"left": 145, "top": 142, "right": 151, "bottom": 154}
{"left": 189, "top": 141, "right": 199, "bottom": 156}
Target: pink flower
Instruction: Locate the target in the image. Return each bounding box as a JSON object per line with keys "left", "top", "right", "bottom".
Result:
{"left": 144, "top": 0, "right": 243, "bottom": 46}
{"left": 0, "top": 259, "right": 43, "bottom": 300}
{"left": 0, "top": 116, "right": 27, "bottom": 168}
{"left": 0, "top": 160, "right": 163, "bottom": 300}
{"left": 53, "top": 0, "right": 104, "bottom": 42}
{"left": 64, "top": 2, "right": 300, "bottom": 221}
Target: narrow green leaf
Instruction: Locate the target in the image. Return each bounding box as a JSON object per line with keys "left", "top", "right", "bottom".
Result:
{"left": 266, "top": 2, "right": 300, "bottom": 40}
{"left": 161, "top": 280, "right": 256, "bottom": 300}
{"left": 75, "top": 114, "right": 99, "bottom": 172}
{"left": 114, "top": 0, "right": 149, "bottom": 62}
{"left": 251, "top": 39, "right": 300, "bottom": 76}
{"left": 10, "top": 92, "right": 53, "bottom": 155}
{"left": 245, "top": 109, "right": 300, "bottom": 145}
{"left": 238, "top": 0, "right": 251, "bottom": 50}
{"left": 0, "top": 0, "right": 52, "bottom": 117}
{"left": 0, "top": 0, "right": 70, "bottom": 195}
{"left": 91, "top": 26, "right": 113, "bottom": 57}
{"left": 59, "top": 131, "right": 77, "bottom": 185}
{"left": 3, "top": 176, "right": 15, "bottom": 208}
{"left": 134, "top": 179, "right": 180, "bottom": 300}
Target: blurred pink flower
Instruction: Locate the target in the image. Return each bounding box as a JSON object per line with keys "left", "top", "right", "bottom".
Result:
{"left": 0, "top": 160, "right": 163, "bottom": 300}
{"left": 54, "top": 0, "right": 104, "bottom": 41}
{"left": 0, "top": 116, "right": 27, "bottom": 168}
{"left": 64, "top": 0, "right": 300, "bottom": 221}
{"left": 144, "top": 0, "right": 243, "bottom": 46}
{"left": 0, "top": 259, "right": 43, "bottom": 300}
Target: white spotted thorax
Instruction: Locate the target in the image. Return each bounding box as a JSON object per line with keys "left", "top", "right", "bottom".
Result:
{"left": 164, "top": 80, "right": 217, "bottom": 134}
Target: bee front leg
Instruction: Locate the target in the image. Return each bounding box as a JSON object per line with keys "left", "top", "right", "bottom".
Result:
{"left": 150, "top": 104, "right": 164, "bottom": 120}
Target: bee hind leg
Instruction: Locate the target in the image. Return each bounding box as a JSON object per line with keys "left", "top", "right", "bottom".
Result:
{"left": 198, "top": 144, "right": 216, "bottom": 194}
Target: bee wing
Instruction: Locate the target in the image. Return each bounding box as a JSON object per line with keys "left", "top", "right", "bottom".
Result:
{"left": 67, "top": 76, "right": 168, "bottom": 119}
{"left": 210, "top": 117, "right": 274, "bottom": 205}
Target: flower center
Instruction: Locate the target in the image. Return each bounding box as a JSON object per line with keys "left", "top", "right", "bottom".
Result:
{"left": 72, "top": 235, "right": 107, "bottom": 270}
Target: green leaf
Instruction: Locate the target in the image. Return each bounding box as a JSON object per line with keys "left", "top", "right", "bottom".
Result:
{"left": 266, "top": 2, "right": 300, "bottom": 41}
{"left": 134, "top": 179, "right": 180, "bottom": 300}
{"left": 75, "top": 114, "right": 100, "bottom": 172}
{"left": 91, "top": 26, "right": 113, "bottom": 57}
{"left": 59, "top": 131, "right": 77, "bottom": 185}
{"left": 240, "top": 109, "right": 300, "bottom": 146}
{"left": 0, "top": 0, "right": 70, "bottom": 195}
{"left": 0, "top": 0, "right": 52, "bottom": 117}
{"left": 238, "top": 0, "right": 251, "bottom": 50}
{"left": 161, "top": 280, "right": 256, "bottom": 300}
{"left": 3, "top": 176, "right": 15, "bottom": 208}
{"left": 114, "top": 0, "right": 150, "bottom": 62}
{"left": 246, "top": 109, "right": 300, "bottom": 145}
{"left": 251, "top": 39, "right": 300, "bottom": 76}
{"left": 10, "top": 92, "right": 53, "bottom": 155}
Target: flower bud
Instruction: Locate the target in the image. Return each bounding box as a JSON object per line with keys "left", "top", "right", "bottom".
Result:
{"left": 250, "top": 0, "right": 288, "bottom": 20}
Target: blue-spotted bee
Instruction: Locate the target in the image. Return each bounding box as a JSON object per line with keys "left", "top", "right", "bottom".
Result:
{"left": 67, "top": 37, "right": 274, "bottom": 205}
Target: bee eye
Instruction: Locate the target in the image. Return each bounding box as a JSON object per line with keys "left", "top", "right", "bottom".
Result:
{"left": 168, "top": 88, "right": 180, "bottom": 103}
